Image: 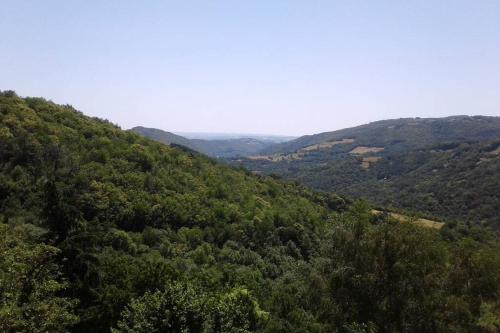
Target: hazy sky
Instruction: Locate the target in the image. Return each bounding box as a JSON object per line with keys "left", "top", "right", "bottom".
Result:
{"left": 1, "top": 1, "right": 499, "bottom": 136}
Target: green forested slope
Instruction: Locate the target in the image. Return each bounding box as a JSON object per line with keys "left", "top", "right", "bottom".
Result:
{"left": 236, "top": 117, "right": 500, "bottom": 228}
{"left": 260, "top": 116, "right": 500, "bottom": 155}
{"left": 1, "top": 92, "right": 499, "bottom": 333}
{"left": 131, "top": 126, "right": 201, "bottom": 152}
{"left": 132, "top": 126, "right": 275, "bottom": 157}
{"left": 342, "top": 140, "right": 500, "bottom": 225}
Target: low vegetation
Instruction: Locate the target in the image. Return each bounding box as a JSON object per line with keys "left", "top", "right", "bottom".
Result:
{"left": 371, "top": 209, "right": 444, "bottom": 229}
{"left": 301, "top": 139, "right": 355, "bottom": 152}
{"left": 361, "top": 157, "right": 382, "bottom": 169}
{"left": 349, "top": 146, "right": 385, "bottom": 154}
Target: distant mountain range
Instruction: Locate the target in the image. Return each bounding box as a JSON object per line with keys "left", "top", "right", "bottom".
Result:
{"left": 175, "top": 131, "right": 296, "bottom": 142}
{"left": 131, "top": 126, "right": 288, "bottom": 157}
{"left": 231, "top": 116, "right": 500, "bottom": 228}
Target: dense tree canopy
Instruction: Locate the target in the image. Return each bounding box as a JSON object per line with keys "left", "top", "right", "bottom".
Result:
{"left": 0, "top": 91, "right": 498, "bottom": 332}
{"left": 235, "top": 118, "right": 500, "bottom": 228}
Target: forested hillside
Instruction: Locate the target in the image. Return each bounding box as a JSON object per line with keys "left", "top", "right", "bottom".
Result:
{"left": 131, "top": 126, "right": 201, "bottom": 152}
{"left": 132, "top": 126, "right": 276, "bottom": 158}
{"left": 1, "top": 92, "right": 499, "bottom": 332}
{"left": 236, "top": 117, "right": 500, "bottom": 228}
{"left": 260, "top": 116, "right": 500, "bottom": 155}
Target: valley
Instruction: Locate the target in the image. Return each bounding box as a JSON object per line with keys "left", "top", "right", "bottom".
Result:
{"left": 131, "top": 126, "right": 289, "bottom": 158}
{"left": 137, "top": 116, "right": 500, "bottom": 229}
{"left": 230, "top": 116, "right": 500, "bottom": 228}
{"left": 3, "top": 2, "right": 500, "bottom": 331}
{"left": 1, "top": 93, "right": 499, "bottom": 332}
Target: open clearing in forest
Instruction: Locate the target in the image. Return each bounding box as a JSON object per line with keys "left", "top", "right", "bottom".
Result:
{"left": 350, "top": 146, "right": 385, "bottom": 154}
{"left": 247, "top": 153, "right": 303, "bottom": 162}
{"left": 476, "top": 147, "right": 500, "bottom": 164}
{"left": 361, "top": 156, "right": 381, "bottom": 169}
{"left": 371, "top": 209, "right": 444, "bottom": 229}
{"left": 488, "top": 146, "right": 500, "bottom": 155}
{"left": 301, "top": 138, "right": 355, "bottom": 152}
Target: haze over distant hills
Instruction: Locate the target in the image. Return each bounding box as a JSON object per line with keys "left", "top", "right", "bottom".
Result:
{"left": 131, "top": 126, "right": 291, "bottom": 158}
{"left": 133, "top": 116, "right": 500, "bottom": 227}
{"left": 175, "top": 132, "right": 296, "bottom": 142}
{"left": 232, "top": 116, "right": 500, "bottom": 227}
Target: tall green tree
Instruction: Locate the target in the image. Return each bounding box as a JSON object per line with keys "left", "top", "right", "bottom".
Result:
{"left": 0, "top": 223, "right": 78, "bottom": 333}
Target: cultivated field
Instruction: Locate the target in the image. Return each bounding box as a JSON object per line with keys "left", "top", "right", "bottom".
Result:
{"left": 350, "top": 146, "right": 385, "bottom": 154}
{"left": 301, "top": 138, "right": 355, "bottom": 152}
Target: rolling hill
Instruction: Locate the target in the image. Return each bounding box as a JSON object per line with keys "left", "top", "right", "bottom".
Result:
{"left": 131, "top": 126, "right": 279, "bottom": 157}
{"left": 1, "top": 92, "right": 499, "bottom": 332}
{"left": 260, "top": 116, "right": 500, "bottom": 154}
{"left": 235, "top": 116, "right": 500, "bottom": 228}
{"left": 131, "top": 126, "right": 200, "bottom": 151}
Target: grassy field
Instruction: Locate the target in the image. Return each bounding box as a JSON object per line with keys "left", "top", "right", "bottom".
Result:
{"left": 350, "top": 146, "right": 385, "bottom": 154}
{"left": 371, "top": 210, "right": 444, "bottom": 229}
{"left": 301, "top": 138, "right": 355, "bottom": 151}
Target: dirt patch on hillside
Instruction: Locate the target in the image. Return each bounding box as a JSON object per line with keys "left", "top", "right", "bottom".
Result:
{"left": 361, "top": 156, "right": 381, "bottom": 169}
{"left": 350, "top": 146, "right": 385, "bottom": 155}
{"left": 301, "top": 138, "right": 355, "bottom": 152}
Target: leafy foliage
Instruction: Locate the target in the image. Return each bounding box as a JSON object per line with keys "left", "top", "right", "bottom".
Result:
{"left": 0, "top": 223, "right": 78, "bottom": 333}
{"left": 0, "top": 92, "right": 498, "bottom": 332}
{"left": 113, "top": 284, "right": 265, "bottom": 333}
{"left": 236, "top": 117, "right": 500, "bottom": 228}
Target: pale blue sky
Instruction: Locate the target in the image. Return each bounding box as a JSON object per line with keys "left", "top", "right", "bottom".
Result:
{"left": 1, "top": 1, "right": 499, "bottom": 135}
